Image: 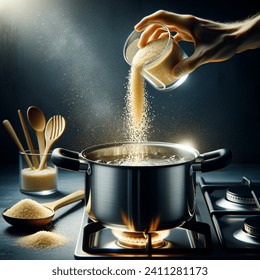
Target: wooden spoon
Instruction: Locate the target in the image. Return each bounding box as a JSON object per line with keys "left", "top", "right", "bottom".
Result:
{"left": 2, "top": 120, "right": 34, "bottom": 169}
{"left": 27, "top": 106, "right": 46, "bottom": 156}
{"left": 18, "top": 110, "right": 39, "bottom": 168}
{"left": 2, "top": 190, "right": 85, "bottom": 228}
{"left": 38, "top": 115, "right": 66, "bottom": 170}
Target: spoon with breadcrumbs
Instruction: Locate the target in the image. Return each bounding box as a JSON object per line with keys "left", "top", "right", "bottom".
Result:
{"left": 2, "top": 190, "right": 85, "bottom": 227}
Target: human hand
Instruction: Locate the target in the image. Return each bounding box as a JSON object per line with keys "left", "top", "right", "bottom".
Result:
{"left": 135, "top": 10, "right": 260, "bottom": 78}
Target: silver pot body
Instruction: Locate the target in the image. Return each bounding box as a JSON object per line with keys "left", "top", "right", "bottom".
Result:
{"left": 51, "top": 142, "right": 232, "bottom": 232}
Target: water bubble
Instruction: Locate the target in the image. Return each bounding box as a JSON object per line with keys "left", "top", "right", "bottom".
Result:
{"left": 93, "top": 154, "right": 190, "bottom": 166}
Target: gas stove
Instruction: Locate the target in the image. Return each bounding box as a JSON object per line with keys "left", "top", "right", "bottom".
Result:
{"left": 201, "top": 176, "right": 260, "bottom": 254}
{"left": 74, "top": 165, "right": 260, "bottom": 259}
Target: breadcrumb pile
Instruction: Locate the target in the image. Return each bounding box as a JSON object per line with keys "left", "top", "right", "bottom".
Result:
{"left": 17, "top": 230, "right": 69, "bottom": 249}
{"left": 4, "top": 199, "right": 52, "bottom": 219}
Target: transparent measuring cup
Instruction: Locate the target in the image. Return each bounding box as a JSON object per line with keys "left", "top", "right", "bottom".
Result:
{"left": 123, "top": 23, "right": 188, "bottom": 91}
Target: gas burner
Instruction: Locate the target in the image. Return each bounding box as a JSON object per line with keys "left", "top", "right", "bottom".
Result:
{"left": 234, "top": 216, "right": 260, "bottom": 246}
{"left": 201, "top": 175, "right": 260, "bottom": 212}
{"left": 77, "top": 219, "right": 211, "bottom": 257}
{"left": 112, "top": 229, "right": 170, "bottom": 249}
{"left": 225, "top": 177, "right": 260, "bottom": 208}
{"left": 226, "top": 187, "right": 258, "bottom": 205}
{"left": 243, "top": 216, "right": 260, "bottom": 238}
{"left": 213, "top": 186, "right": 260, "bottom": 211}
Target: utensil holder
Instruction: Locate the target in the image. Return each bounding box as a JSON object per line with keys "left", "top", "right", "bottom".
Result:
{"left": 19, "top": 150, "right": 57, "bottom": 195}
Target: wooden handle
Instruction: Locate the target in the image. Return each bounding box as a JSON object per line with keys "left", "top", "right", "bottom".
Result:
{"left": 37, "top": 145, "right": 49, "bottom": 170}
{"left": 36, "top": 131, "right": 45, "bottom": 155}
{"left": 18, "top": 110, "right": 39, "bottom": 168}
{"left": 3, "top": 120, "right": 34, "bottom": 169}
{"left": 43, "top": 190, "right": 85, "bottom": 211}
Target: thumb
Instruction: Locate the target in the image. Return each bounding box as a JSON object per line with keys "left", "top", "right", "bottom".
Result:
{"left": 172, "top": 53, "right": 202, "bottom": 78}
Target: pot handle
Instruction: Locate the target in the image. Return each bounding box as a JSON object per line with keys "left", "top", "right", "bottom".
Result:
{"left": 191, "top": 148, "right": 232, "bottom": 173}
{"left": 51, "top": 148, "right": 91, "bottom": 173}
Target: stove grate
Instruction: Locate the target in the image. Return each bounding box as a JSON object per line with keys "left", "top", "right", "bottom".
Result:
{"left": 82, "top": 220, "right": 212, "bottom": 256}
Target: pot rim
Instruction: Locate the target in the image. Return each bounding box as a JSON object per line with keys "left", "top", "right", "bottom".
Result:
{"left": 79, "top": 141, "right": 200, "bottom": 168}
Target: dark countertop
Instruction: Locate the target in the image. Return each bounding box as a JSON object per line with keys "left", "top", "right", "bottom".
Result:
{"left": 1, "top": 163, "right": 260, "bottom": 260}
{"left": 0, "top": 164, "right": 85, "bottom": 260}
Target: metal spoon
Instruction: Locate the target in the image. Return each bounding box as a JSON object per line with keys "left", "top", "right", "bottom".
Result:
{"left": 38, "top": 115, "right": 66, "bottom": 170}
{"left": 27, "top": 106, "right": 46, "bottom": 156}
{"left": 2, "top": 190, "right": 85, "bottom": 228}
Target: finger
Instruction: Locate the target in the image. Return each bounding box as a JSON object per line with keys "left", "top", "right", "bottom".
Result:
{"left": 173, "top": 33, "right": 184, "bottom": 42}
{"left": 173, "top": 32, "right": 194, "bottom": 43}
{"left": 149, "top": 29, "right": 168, "bottom": 42}
{"left": 141, "top": 31, "right": 169, "bottom": 47}
{"left": 171, "top": 52, "right": 204, "bottom": 78}
{"left": 138, "top": 24, "right": 162, "bottom": 48}
{"left": 158, "top": 32, "right": 169, "bottom": 40}
{"left": 135, "top": 11, "right": 162, "bottom": 31}
{"left": 171, "top": 60, "right": 191, "bottom": 78}
{"left": 135, "top": 10, "right": 178, "bottom": 31}
{"left": 135, "top": 10, "right": 191, "bottom": 33}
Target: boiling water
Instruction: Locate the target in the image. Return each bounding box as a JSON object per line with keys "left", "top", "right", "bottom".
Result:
{"left": 94, "top": 152, "right": 190, "bottom": 166}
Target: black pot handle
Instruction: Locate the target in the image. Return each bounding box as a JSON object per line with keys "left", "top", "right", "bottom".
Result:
{"left": 191, "top": 148, "right": 232, "bottom": 173}
{"left": 51, "top": 148, "right": 91, "bottom": 173}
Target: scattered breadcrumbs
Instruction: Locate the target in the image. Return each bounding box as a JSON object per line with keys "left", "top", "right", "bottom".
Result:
{"left": 4, "top": 198, "right": 52, "bottom": 219}
{"left": 17, "top": 230, "right": 69, "bottom": 249}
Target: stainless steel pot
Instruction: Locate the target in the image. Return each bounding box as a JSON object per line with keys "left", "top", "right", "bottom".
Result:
{"left": 51, "top": 142, "right": 231, "bottom": 232}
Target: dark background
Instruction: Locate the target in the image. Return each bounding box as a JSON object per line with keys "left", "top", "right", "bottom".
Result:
{"left": 0, "top": 0, "right": 259, "bottom": 166}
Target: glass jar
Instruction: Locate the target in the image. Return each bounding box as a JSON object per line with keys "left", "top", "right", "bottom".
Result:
{"left": 123, "top": 23, "right": 188, "bottom": 91}
{"left": 19, "top": 150, "right": 57, "bottom": 195}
